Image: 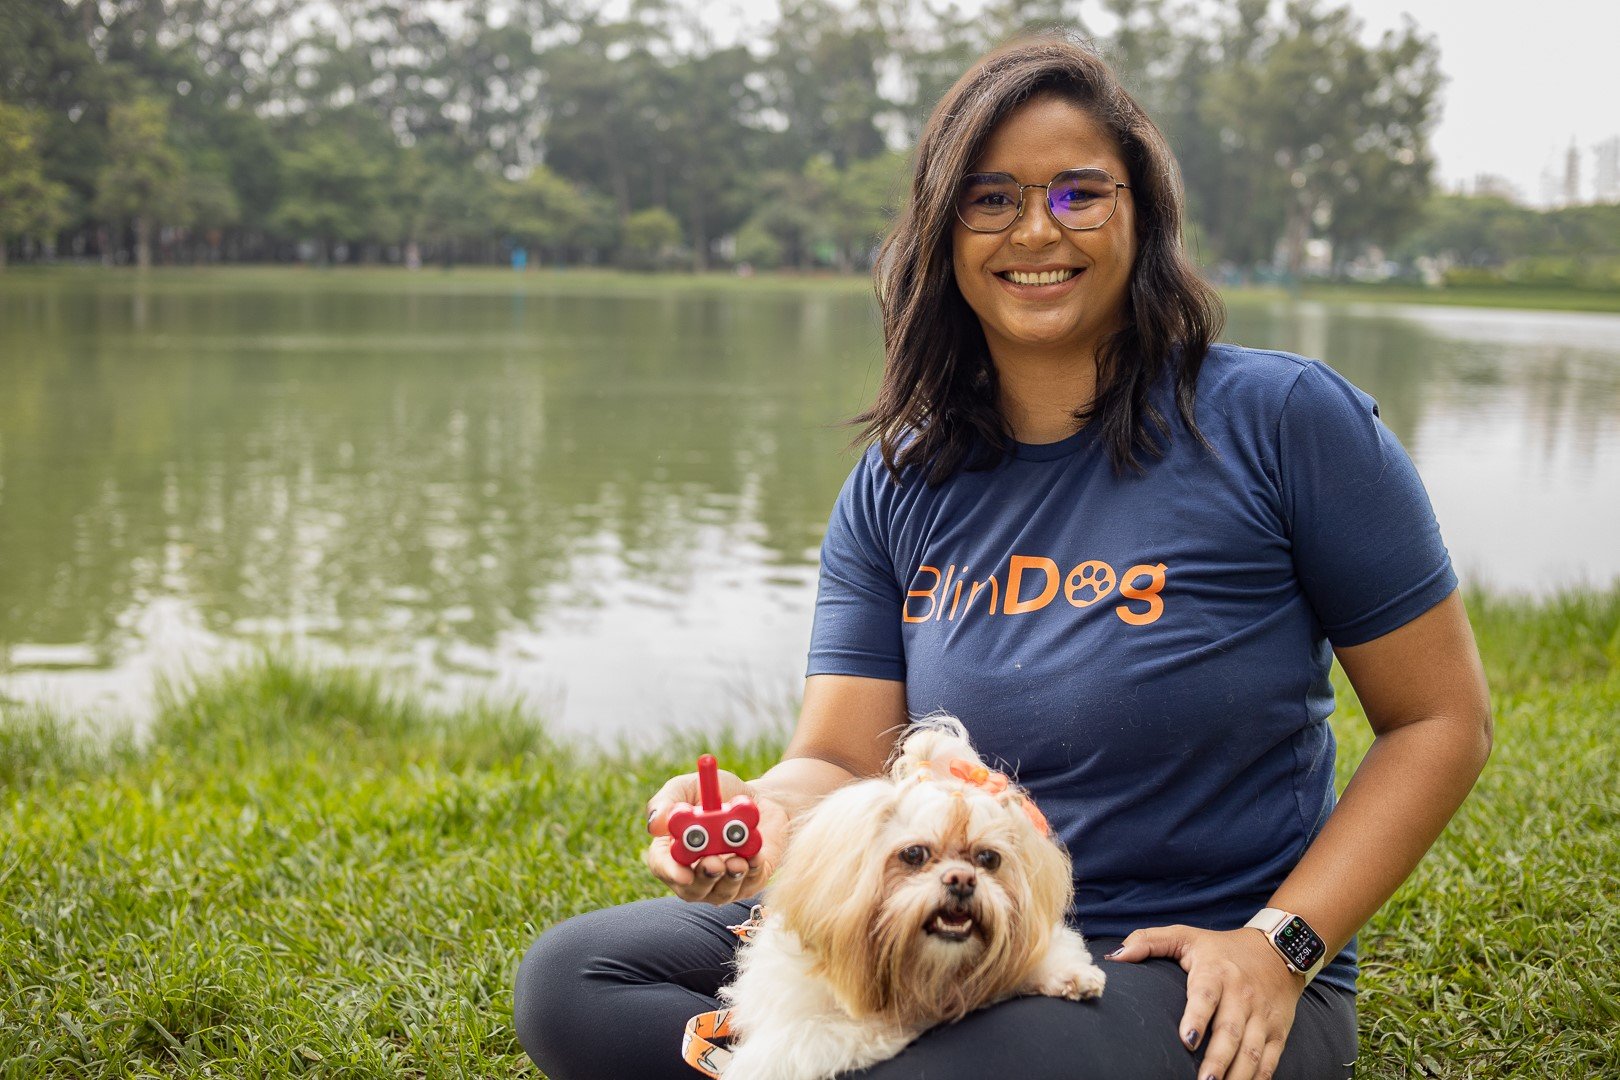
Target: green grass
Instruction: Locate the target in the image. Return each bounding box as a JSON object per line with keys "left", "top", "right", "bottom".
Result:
{"left": 3, "top": 590, "right": 1617, "bottom": 1078}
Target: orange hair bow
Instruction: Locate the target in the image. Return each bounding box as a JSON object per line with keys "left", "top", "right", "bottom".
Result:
{"left": 946, "top": 758, "right": 1050, "bottom": 837}
{"left": 948, "top": 759, "right": 1008, "bottom": 793}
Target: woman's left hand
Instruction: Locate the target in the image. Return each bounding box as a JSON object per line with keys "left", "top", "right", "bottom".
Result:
{"left": 1105, "top": 925, "right": 1307, "bottom": 1080}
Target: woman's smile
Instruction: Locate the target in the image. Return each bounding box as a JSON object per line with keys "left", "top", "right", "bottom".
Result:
{"left": 994, "top": 266, "right": 1085, "bottom": 294}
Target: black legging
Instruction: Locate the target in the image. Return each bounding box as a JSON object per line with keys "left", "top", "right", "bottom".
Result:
{"left": 514, "top": 896, "right": 1357, "bottom": 1079}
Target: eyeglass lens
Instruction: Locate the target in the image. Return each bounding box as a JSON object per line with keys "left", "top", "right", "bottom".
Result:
{"left": 956, "top": 169, "right": 1119, "bottom": 232}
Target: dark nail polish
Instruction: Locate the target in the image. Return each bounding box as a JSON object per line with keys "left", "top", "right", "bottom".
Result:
{"left": 1184, "top": 1028, "right": 1200, "bottom": 1048}
{"left": 1103, "top": 947, "right": 1123, "bottom": 959}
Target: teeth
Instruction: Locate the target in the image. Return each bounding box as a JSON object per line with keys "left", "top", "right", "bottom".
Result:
{"left": 1002, "top": 268, "right": 1078, "bottom": 286}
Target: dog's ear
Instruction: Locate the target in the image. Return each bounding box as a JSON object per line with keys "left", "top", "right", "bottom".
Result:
{"left": 889, "top": 714, "right": 981, "bottom": 781}
{"left": 1000, "top": 789, "right": 1074, "bottom": 931}
{"left": 765, "top": 779, "right": 898, "bottom": 1012}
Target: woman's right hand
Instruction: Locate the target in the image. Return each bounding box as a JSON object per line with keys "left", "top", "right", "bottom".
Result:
{"left": 644, "top": 768, "right": 792, "bottom": 905}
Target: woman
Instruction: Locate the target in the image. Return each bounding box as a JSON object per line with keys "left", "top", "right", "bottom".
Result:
{"left": 514, "top": 34, "right": 1491, "bottom": 1080}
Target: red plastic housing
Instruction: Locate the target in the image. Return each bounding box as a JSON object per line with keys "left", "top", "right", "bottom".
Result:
{"left": 667, "top": 754, "right": 763, "bottom": 867}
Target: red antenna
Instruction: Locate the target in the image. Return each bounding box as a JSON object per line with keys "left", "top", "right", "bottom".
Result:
{"left": 696, "top": 754, "right": 722, "bottom": 810}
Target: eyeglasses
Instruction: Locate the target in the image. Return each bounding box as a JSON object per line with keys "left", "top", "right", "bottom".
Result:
{"left": 955, "top": 167, "right": 1130, "bottom": 233}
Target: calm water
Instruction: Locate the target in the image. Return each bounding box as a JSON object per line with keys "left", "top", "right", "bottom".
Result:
{"left": 2, "top": 273, "right": 1617, "bottom": 739}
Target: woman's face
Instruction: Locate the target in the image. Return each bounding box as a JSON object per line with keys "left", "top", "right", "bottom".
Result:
{"left": 951, "top": 94, "right": 1137, "bottom": 366}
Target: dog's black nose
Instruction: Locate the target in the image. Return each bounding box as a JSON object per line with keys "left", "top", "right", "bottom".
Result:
{"left": 942, "top": 866, "right": 976, "bottom": 900}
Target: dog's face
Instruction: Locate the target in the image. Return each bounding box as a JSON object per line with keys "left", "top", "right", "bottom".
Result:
{"left": 765, "top": 771, "right": 1073, "bottom": 1027}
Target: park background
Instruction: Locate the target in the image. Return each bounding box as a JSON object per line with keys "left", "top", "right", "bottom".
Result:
{"left": 2, "top": 0, "right": 1618, "bottom": 1076}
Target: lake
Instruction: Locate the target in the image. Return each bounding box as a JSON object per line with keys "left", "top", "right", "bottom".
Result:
{"left": 2, "top": 271, "right": 1616, "bottom": 740}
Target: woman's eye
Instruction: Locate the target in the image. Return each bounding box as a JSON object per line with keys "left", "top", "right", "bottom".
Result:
{"left": 899, "top": 845, "right": 930, "bottom": 866}
{"left": 974, "top": 849, "right": 1002, "bottom": 871}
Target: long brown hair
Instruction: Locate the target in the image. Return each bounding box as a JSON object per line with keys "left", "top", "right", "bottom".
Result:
{"left": 858, "top": 32, "right": 1223, "bottom": 483}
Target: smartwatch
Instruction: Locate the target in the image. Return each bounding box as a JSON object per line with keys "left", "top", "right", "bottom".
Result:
{"left": 1244, "top": 908, "right": 1327, "bottom": 983}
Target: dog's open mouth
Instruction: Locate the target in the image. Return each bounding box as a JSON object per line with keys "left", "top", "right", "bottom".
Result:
{"left": 924, "top": 909, "right": 976, "bottom": 942}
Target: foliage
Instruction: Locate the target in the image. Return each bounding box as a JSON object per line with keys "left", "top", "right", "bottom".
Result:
{"left": 2, "top": 591, "right": 1618, "bottom": 1075}
{"left": 619, "top": 206, "right": 685, "bottom": 271}
{"left": 92, "top": 97, "right": 188, "bottom": 267}
{"left": 1397, "top": 195, "right": 1620, "bottom": 275}
{"left": 0, "top": 0, "right": 1605, "bottom": 278}
{"left": 0, "top": 102, "right": 70, "bottom": 268}
{"left": 501, "top": 165, "right": 618, "bottom": 265}
{"left": 1190, "top": 0, "right": 1441, "bottom": 274}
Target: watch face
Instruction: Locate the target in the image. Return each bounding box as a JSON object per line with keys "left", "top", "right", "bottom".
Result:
{"left": 1275, "top": 916, "right": 1326, "bottom": 971}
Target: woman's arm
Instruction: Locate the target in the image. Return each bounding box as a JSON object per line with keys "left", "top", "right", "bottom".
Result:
{"left": 1110, "top": 589, "right": 1492, "bottom": 1080}
{"left": 1267, "top": 587, "right": 1492, "bottom": 967}
{"left": 644, "top": 673, "right": 908, "bottom": 905}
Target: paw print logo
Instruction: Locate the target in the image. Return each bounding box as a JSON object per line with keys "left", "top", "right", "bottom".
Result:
{"left": 1065, "top": 560, "right": 1117, "bottom": 607}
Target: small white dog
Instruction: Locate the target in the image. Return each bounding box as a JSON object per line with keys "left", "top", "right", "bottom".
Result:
{"left": 715, "top": 717, "right": 1105, "bottom": 1080}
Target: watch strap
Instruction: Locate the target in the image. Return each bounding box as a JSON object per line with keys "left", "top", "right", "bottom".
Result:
{"left": 1244, "top": 907, "right": 1326, "bottom": 983}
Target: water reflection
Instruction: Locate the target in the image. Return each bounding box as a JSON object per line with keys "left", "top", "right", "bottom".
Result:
{"left": 1, "top": 278, "right": 1615, "bottom": 737}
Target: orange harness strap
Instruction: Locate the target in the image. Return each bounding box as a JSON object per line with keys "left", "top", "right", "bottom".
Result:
{"left": 682, "top": 1007, "right": 736, "bottom": 1078}
{"left": 682, "top": 907, "right": 764, "bottom": 1077}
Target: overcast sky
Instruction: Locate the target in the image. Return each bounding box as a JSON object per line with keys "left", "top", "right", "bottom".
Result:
{"left": 703, "top": 0, "right": 1620, "bottom": 206}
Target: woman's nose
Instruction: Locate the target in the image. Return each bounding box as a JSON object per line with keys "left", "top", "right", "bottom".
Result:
{"left": 1009, "top": 189, "right": 1063, "bottom": 248}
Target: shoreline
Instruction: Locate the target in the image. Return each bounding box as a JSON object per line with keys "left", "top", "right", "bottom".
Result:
{"left": 4, "top": 264, "right": 1620, "bottom": 314}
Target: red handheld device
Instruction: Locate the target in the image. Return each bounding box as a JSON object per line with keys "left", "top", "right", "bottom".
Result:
{"left": 667, "top": 754, "right": 763, "bottom": 868}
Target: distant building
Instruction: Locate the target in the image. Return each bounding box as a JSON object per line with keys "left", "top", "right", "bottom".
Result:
{"left": 1594, "top": 137, "right": 1620, "bottom": 203}
{"left": 1564, "top": 141, "right": 1581, "bottom": 206}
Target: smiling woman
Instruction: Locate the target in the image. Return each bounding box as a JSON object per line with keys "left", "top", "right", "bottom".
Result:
{"left": 515, "top": 31, "right": 1490, "bottom": 1080}
{"left": 857, "top": 36, "right": 1223, "bottom": 483}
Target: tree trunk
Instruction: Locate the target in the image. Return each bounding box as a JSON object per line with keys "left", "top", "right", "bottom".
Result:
{"left": 134, "top": 216, "right": 153, "bottom": 269}
{"left": 0, "top": 235, "right": 8, "bottom": 272}
{"left": 1283, "top": 194, "right": 1308, "bottom": 291}
{"left": 690, "top": 192, "right": 708, "bottom": 273}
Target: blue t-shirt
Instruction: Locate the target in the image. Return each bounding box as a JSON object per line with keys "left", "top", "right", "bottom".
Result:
{"left": 806, "top": 343, "right": 1458, "bottom": 994}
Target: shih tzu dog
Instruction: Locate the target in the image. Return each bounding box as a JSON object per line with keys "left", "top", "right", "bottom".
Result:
{"left": 715, "top": 717, "right": 1104, "bottom": 1080}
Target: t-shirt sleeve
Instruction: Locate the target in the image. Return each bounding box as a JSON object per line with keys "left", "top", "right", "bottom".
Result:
{"left": 806, "top": 453, "right": 906, "bottom": 681}
{"left": 1277, "top": 361, "right": 1458, "bottom": 647}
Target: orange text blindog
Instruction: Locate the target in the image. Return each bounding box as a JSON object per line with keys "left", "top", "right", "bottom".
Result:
{"left": 903, "top": 555, "right": 1167, "bottom": 626}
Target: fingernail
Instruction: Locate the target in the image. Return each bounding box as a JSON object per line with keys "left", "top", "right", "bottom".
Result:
{"left": 703, "top": 867, "right": 722, "bottom": 878}
{"left": 1184, "top": 1028, "right": 1200, "bottom": 1049}
{"left": 1103, "top": 947, "right": 1123, "bottom": 959}
{"left": 645, "top": 807, "right": 657, "bottom": 832}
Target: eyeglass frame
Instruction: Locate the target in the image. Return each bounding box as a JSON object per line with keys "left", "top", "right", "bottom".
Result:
{"left": 954, "top": 167, "right": 1131, "bottom": 233}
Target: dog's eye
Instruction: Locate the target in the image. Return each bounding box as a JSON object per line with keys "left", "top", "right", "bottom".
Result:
{"left": 974, "top": 849, "right": 1002, "bottom": 871}
{"left": 898, "top": 845, "right": 930, "bottom": 867}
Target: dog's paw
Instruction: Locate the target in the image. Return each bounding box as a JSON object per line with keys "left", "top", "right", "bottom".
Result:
{"left": 1033, "top": 960, "right": 1106, "bottom": 1001}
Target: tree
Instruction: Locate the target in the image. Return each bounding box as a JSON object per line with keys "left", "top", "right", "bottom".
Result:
{"left": 541, "top": 14, "right": 668, "bottom": 231}
{"left": 735, "top": 168, "right": 826, "bottom": 271}
{"left": 620, "top": 206, "right": 683, "bottom": 271}
{"left": 502, "top": 165, "right": 617, "bottom": 266}
{"left": 812, "top": 150, "right": 908, "bottom": 270}
{"left": 763, "top": 0, "right": 889, "bottom": 170}
{"left": 93, "top": 97, "right": 188, "bottom": 267}
{"left": 1204, "top": 1, "right": 1441, "bottom": 278}
{"left": 418, "top": 155, "right": 499, "bottom": 267}
{"left": 0, "top": 102, "right": 71, "bottom": 269}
